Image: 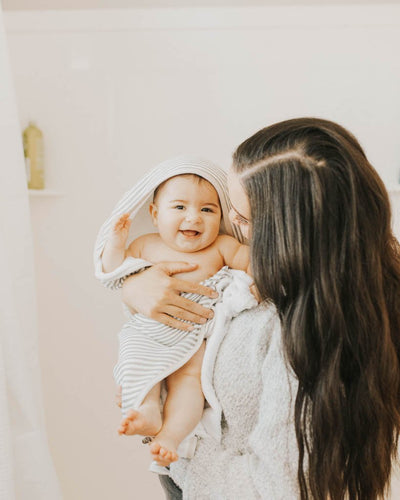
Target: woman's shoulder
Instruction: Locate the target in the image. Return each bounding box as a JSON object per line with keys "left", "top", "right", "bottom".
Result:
{"left": 228, "top": 302, "right": 295, "bottom": 379}
{"left": 229, "top": 301, "right": 280, "bottom": 339}
{"left": 223, "top": 302, "right": 280, "bottom": 363}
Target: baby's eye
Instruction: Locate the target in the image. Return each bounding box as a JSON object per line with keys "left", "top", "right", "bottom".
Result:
{"left": 201, "top": 207, "right": 214, "bottom": 213}
{"left": 174, "top": 205, "right": 185, "bottom": 210}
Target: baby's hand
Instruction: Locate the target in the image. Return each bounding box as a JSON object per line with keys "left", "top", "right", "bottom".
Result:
{"left": 109, "top": 213, "right": 131, "bottom": 247}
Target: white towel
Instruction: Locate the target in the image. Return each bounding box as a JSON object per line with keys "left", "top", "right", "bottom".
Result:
{"left": 114, "top": 266, "right": 236, "bottom": 418}
{"left": 197, "top": 270, "right": 258, "bottom": 442}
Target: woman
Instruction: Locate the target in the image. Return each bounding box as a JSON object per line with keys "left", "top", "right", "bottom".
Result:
{"left": 122, "top": 118, "right": 400, "bottom": 499}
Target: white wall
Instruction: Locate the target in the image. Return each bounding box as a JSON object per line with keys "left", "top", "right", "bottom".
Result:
{"left": 4, "top": 5, "right": 400, "bottom": 499}
{"left": 3, "top": 0, "right": 394, "bottom": 10}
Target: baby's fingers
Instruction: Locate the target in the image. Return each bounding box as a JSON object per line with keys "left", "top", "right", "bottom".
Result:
{"left": 114, "top": 213, "right": 131, "bottom": 231}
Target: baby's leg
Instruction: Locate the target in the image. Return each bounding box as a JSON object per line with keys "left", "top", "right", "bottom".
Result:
{"left": 116, "top": 385, "right": 122, "bottom": 407}
{"left": 118, "top": 382, "right": 162, "bottom": 436}
{"left": 149, "top": 341, "right": 206, "bottom": 466}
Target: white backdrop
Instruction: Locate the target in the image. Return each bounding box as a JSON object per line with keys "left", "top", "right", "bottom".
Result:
{"left": 3, "top": 5, "right": 400, "bottom": 499}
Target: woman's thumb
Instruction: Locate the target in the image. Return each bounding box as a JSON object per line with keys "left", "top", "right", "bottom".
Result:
{"left": 159, "top": 261, "right": 198, "bottom": 276}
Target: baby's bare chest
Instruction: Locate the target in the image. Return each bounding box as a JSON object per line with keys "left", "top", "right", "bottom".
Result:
{"left": 142, "top": 239, "right": 224, "bottom": 281}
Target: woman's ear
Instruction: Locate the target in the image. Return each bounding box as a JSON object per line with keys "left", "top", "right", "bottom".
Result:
{"left": 149, "top": 203, "right": 158, "bottom": 227}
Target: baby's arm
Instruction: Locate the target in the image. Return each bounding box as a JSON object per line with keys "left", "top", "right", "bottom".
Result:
{"left": 217, "top": 234, "right": 251, "bottom": 274}
{"left": 101, "top": 213, "right": 132, "bottom": 272}
{"left": 102, "top": 214, "right": 131, "bottom": 272}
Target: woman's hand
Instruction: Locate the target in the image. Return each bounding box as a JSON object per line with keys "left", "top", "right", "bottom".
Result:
{"left": 121, "top": 262, "right": 217, "bottom": 331}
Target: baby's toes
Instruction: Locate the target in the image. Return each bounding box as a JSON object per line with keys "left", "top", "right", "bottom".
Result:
{"left": 118, "top": 422, "right": 127, "bottom": 434}
{"left": 149, "top": 441, "right": 161, "bottom": 455}
{"left": 166, "top": 450, "right": 178, "bottom": 462}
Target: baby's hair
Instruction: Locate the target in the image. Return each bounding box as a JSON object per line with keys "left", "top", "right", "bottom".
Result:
{"left": 152, "top": 174, "right": 209, "bottom": 203}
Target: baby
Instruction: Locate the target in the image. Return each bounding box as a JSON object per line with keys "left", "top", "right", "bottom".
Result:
{"left": 101, "top": 173, "right": 250, "bottom": 468}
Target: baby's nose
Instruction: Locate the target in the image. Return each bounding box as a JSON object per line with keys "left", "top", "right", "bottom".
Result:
{"left": 185, "top": 211, "right": 201, "bottom": 222}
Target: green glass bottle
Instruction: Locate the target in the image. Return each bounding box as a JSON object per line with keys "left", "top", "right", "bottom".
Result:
{"left": 23, "top": 121, "right": 45, "bottom": 189}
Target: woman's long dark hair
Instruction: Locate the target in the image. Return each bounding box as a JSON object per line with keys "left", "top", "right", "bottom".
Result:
{"left": 233, "top": 117, "right": 400, "bottom": 500}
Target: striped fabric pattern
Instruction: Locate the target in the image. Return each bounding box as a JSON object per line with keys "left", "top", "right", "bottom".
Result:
{"left": 93, "top": 156, "right": 243, "bottom": 289}
{"left": 113, "top": 266, "right": 234, "bottom": 417}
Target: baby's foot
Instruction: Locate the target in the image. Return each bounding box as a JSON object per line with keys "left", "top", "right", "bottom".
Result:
{"left": 149, "top": 433, "right": 179, "bottom": 467}
{"left": 118, "top": 405, "right": 162, "bottom": 436}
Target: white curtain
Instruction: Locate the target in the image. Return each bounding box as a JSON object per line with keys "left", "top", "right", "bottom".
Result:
{"left": 0, "top": 6, "right": 62, "bottom": 500}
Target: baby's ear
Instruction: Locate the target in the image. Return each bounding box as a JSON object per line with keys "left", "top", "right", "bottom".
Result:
{"left": 149, "top": 203, "right": 158, "bottom": 227}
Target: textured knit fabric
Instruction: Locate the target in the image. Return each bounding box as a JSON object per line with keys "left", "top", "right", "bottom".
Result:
{"left": 93, "top": 156, "right": 243, "bottom": 290}
{"left": 169, "top": 303, "right": 300, "bottom": 500}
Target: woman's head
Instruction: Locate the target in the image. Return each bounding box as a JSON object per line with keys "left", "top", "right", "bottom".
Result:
{"left": 230, "top": 117, "right": 392, "bottom": 308}
{"left": 230, "top": 118, "right": 400, "bottom": 500}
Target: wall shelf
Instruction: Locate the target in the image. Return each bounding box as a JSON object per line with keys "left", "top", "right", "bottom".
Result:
{"left": 28, "top": 189, "right": 63, "bottom": 197}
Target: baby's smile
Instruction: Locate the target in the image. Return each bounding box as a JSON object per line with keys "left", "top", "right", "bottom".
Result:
{"left": 180, "top": 229, "right": 201, "bottom": 238}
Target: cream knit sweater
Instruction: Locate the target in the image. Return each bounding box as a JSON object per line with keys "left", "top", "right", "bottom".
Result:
{"left": 169, "top": 303, "right": 300, "bottom": 500}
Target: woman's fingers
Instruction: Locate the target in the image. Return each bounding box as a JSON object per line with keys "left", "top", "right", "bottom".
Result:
{"left": 163, "top": 304, "right": 210, "bottom": 325}
{"left": 156, "top": 313, "right": 194, "bottom": 332}
{"left": 170, "top": 277, "right": 218, "bottom": 299}
{"left": 157, "top": 261, "right": 199, "bottom": 276}
{"left": 170, "top": 294, "right": 214, "bottom": 319}
{"left": 121, "top": 261, "right": 218, "bottom": 328}
{"left": 154, "top": 262, "right": 218, "bottom": 299}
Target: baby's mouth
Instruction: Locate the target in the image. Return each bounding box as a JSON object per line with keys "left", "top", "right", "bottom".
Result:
{"left": 180, "top": 230, "right": 200, "bottom": 237}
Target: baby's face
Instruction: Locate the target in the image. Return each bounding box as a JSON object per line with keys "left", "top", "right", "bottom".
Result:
{"left": 149, "top": 175, "right": 221, "bottom": 253}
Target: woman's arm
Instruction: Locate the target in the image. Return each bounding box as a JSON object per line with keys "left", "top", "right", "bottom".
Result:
{"left": 121, "top": 262, "right": 218, "bottom": 331}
